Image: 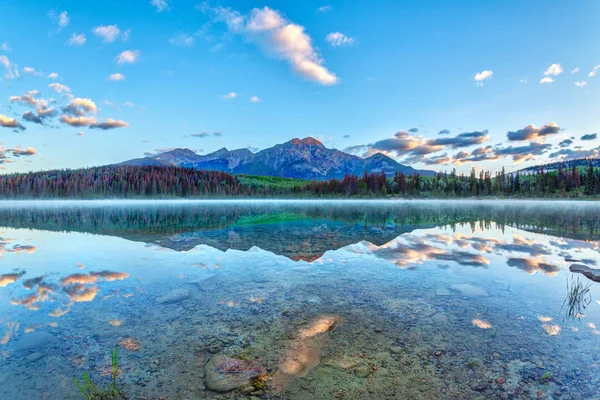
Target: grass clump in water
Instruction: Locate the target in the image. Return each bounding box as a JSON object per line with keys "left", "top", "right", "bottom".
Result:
{"left": 561, "top": 274, "right": 592, "bottom": 321}
{"left": 73, "top": 346, "right": 126, "bottom": 399}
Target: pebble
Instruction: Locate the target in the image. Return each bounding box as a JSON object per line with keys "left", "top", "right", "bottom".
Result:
{"left": 354, "top": 366, "right": 371, "bottom": 378}
{"left": 389, "top": 346, "right": 403, "bottom": 354}
{"left": 496, "top": 377, "right": 506, "bottom": 385}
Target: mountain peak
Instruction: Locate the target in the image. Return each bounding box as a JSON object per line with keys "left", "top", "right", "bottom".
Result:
{"left": 288, "top": 137, "right": 324, "bottom": 147}
{"left": 122, "top": 137, "right": 436, "bottom": 179}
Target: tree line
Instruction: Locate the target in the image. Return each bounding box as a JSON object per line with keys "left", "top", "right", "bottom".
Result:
{"left": 0, "top": 161, "right": 598, "bottom": 199}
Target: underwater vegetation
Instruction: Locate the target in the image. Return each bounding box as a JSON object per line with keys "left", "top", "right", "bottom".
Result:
{"left": 73, "top": 347, "right": 127, "bottom": 400}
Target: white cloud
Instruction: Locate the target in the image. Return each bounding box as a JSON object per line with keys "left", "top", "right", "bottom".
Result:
{"left": 66, "top": 33, "right": 86, "bottom": 46}
{"left": 571, "top": 67, "right": 579, "bottom": 74}
{"left": 23, "top": 66, "right": 36, "bottom": 74}
{"left": 575, "top": 81, "right": 587, "bottom": 87}
{"left": 150, "top": 0, "right": 170, "bottom": 12}
{"left": 221, "top": 92, "right": 237, "bottom": 100}
{"left": 116, "top": 50, "right": 140, "bottom": 64}
{"left": 108, "top": 73, "right": 125, "bottom": 81}
{"left": 540, "top": 77, "right": 554, "bottom": 84}
{"left": 544, "top": 63, "right": 563, "bottom": 76}
{"left": 48, "top": 72, "right": 59, "bottom": 79}
{"left": 250, "top": 96, "right": 260, "bottom": 103}
{"left": 589, "top": 65, "right": 600, "bottom": 77}
{"left": 247, "top": 7, "right": 285, "bottom": 31}
{"left": 58, "top": 11, "right": 69, "bottom": 30}
{"left": 317, "top": 5, "right": 332, "bottom": 12}
{"left": 0, "top": 55, "right": 19, "bottom": 80}
{"left": 0, "top": 114, "right": 22, "bottom": 128}
{"left": 520, "top": 79, "right": 527, "bottom": 84}
{"left": 474, "top": 70, "right": 493, "bottom": 85}
{"left": 124, "top": 102, "right": 135, "bottom": 107}
{"left": 169, "top": 33, "right": 194, "bottom": 46}
{"left": 325, "top": 32, "right": 355, "bottom": 47}
{"left": 0, "top": 42, "right": 10, "bottom": 52}
{"left": 48, "top": 83, "right": 71, "bottom": 93}
{"left": 64, "top": 98, "right": 98, "bottom": 115}
{"left": 210, "top": 6, "right": 339, "bottom": 85}
{"left": 93, "top": 25, "right": 122, "bottom": 43}
{"left": 48, "top": 10, "right": 69, "bottom": 33}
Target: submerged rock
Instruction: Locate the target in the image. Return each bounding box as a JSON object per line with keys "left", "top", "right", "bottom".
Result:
{"left": 450, "top": 283, "right": 488, "bottom": 297}
{"left": 204, "top": 355, "right": 265, "bottom": 392}
{"left": 354, "top": 366, "right": 371, "bottom": 378}
{"left": 12, "top": 331, "right": 57, "bottom": 352}
{"left": 157, "top": 288, "right": 191, "bottom": 305}
{"left": 570, "top": 264, "right": 600, "bottom": 283}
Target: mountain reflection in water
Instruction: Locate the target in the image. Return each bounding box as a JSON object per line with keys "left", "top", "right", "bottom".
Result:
{"left": 0, "top": 200, "right": 599, "bottom": 400}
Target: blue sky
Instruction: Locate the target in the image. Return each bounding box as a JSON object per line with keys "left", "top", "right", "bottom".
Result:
{"left": 1, "top": 0, "right": 599, "bottom": 174}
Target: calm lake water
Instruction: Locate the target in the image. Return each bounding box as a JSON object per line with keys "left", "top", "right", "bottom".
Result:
{"left": 0, "top": 200, "right": 599, "bottom": 400}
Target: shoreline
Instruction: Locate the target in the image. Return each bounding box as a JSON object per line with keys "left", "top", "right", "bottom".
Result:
{"left": 0, "top": 198, "right": 599, "bottom": 205}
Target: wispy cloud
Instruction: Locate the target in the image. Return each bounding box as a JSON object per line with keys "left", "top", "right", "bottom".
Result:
{"left": 48, "top": 82, "right": 71, "bottom": 93}
{"left": 66, "top": 33, "right": 86, "bottom": 46}
{"left": 540, "top": 77, "right": 554, "bottom": 84}
{"left": 589, "top": 65, "right": 600, "bottom": 77}
{"left": 221, "top": 92, "right": 237, "bottom": 100}
{"left": 0, "top": 42, "right": 10, "bottom": 52}
{"left": 250, "top": 96, "right": 260, "bottom": 103}
{"left": 169, "top": 33, "right": 195, "bottom": 46}
{"left": 150, "top": 0, "right": 170, "bottom": 12}
{"left": 116, "top": 50, "right": 140, "bottom": 64}
{"left": 571, "top": 67, "right": 579, "bottom": 74}
{"left": 7, "top": 147, "right": 36, "bottom": 157}
{"left": 49, "top": 10, "right": 69, "bottom": 32}
{"left": 581, "top": 133, "right": 597, "bottom": 141}
{"left": 207, "top": 6, "right": 339, "bottom": 85}
{"left": 317, "top": 5, "right": 332, "bottom": 13}
{"left": 93, "top": 25, "right": 123, "bottom": 43}
{"left": 0, "top": 55, "right": 19, "bottom": 81}
{"left": 108, "top": 73, "right": 125, "bottom": 81}
{"left": 47, "top": 72, "right": 59, "bottom": 79}
{"left": 575, "top": 81, "right": 587, "bottom": 87}
{"left": 90, "top": 119, "right": 129, "bottom": 130}
{"left": 325, "top": 32, "right": 355, "bottom": 47}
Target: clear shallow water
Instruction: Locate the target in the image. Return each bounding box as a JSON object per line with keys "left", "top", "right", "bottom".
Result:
{"left": 0, "top": 200, "right": 599, "bottom": 400}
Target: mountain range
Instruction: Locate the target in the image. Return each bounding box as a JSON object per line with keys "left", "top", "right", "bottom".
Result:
{"left": 121, "top": 137, "right": 435, "bottom": 180}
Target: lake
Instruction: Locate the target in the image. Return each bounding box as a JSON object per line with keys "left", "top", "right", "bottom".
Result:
{"left": 0, "top": 200, "right": 599, "bottom": 400}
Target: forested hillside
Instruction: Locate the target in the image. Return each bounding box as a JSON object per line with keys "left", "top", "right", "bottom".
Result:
{"left": 0, "top": 161, "right": 598, "bottom": 199}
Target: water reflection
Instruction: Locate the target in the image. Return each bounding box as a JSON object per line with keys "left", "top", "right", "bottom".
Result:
{"left": 0, "top": 201, "right": 598, "bottom": 399}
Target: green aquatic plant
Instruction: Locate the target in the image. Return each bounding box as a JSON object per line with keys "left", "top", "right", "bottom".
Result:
{"left": 540, "top": 372, "right": 553, "bottom": 384}
{"left": 231, "top": 346, "right": 253, "bottom": 361}
{"left": 73, "top": 346, "right": 126, "bottom": 400}
{"left": 560, "top": 274, "right": 592, "bottom": 321}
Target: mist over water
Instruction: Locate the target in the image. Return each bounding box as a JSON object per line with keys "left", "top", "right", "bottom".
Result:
{"left": 0, "top": 201, "right": 599, "bottom": 399}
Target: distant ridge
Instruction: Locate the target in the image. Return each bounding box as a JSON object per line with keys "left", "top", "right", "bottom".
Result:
{"left": 513, "top": 157, "right": 599, "bottom": 175}
{"left": 121, "top": 137, "right": 436, "bottom": 180}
